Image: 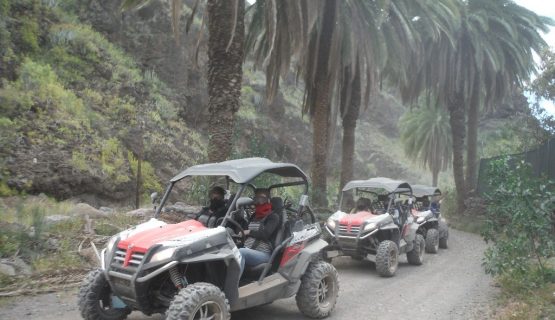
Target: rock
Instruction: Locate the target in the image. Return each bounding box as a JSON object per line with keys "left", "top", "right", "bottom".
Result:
{"left": 46, "top": 238, "right": 60, "bottom": 250}
{"left": 0, "top": 257, "right": 31, "bottom": 276}
{"left": 125, "top": 208, "right": 154, "bottom": 218}
{"left": 163, "top": 203, "right": 201, "bottom": 216}
{"left": 69, "top": 203, "right": 107, "bottom": 219}
{"left": 0, "top": 263, "right": 16, "bottom": 276}
{"left": 159, "top": 204, "right": 201, "bottom": 223}
{"left": 99, "top": 207, "right": 115, "bottom": 214}
{"left": 94, "top": 223, "right": 121, "bottom": 236}
{"left": 45, "top": 214, "right": 72, "bottom": 225}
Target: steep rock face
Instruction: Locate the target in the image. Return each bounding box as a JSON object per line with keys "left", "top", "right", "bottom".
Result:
{"left": 0, "top": 0, "right": 205, "bottom": 205}
{"left": 75, "top": 0, "right": 208, "bottom": 130}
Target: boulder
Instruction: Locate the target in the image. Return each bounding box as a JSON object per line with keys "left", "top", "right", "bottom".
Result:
{"left": 99, "top": 207, "right": 115, "bottom": 214}
{"left": 69, "top": 203, "right": 107, "bottom": 219}
{"left": 125, "top": 208, "right": 154, "bottom": 218}
{"left": 0, "top": 257, "right": 31, "bottom": 276}
{"left": 45, "top": 215, "right": 72, "bottom": 225}
{"left": 0, "top": 263, "right": 16, "bottom": 276}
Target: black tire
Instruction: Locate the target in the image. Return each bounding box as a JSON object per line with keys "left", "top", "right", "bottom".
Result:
{"left": 375, "top": 240, "right": 398, "bottom": 277}
{"left": 407, "top": 234, "right": 425, "bottom": 265}
{"left": 296, "top": 261, "right": 339, "bottom": 318}
{"left": 439, "top": 221, "right": 449, "bottom": 249}
{"left": 166, "top": 282, "right": 230, "bottom": 320}
{"left": 425, "top": 228, "right": 439, "bottom": 254}
{"left": 78, "top": 269, "right": 131, "bottom": 320}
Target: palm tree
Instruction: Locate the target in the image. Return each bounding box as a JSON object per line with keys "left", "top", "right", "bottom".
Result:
{"left": 402, "top": 0, "right": 551, "bottom": 210}
{"left": 400, "top": 101, "right": 452, "bottom": 186}
{"left": 465, "top": 1, "right": 552, "bottom": 194}
{"left": 247, "top": 0, "right": 458, "bottom": 207}
{"left": 122, "top": 0, "right": 245, "bottom": 163}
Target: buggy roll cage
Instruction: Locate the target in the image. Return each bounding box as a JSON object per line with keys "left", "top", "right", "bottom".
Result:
{"left": 339, "top": 177, "right": 413, "bottom": 211}
{"left": 154, "top": 158, "right": 310, "bottom": 224}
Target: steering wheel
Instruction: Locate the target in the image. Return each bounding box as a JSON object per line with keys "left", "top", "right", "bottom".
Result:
{"left": 299, "top": 206, "right": 316, "bottom": 224}
{"left": 223, "top": 216, "right": 246, "bottom": 247}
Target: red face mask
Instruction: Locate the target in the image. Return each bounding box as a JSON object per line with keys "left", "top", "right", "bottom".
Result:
{"left": 255, "top": 203, "right": 272, "bottom": 219}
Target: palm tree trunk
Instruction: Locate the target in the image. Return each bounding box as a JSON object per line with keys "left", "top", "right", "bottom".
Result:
{"left": 449, "top": 97, "right": 467, "bottom": 212}
{"left": 466, "top": 85, "right": 480, "bottom": 195}
{"left": 339, "top": 67, "right": 361, "bottom": 204}
{"left": 206, "top": 0, "right": 245, "bottom": 163}
{"left": 135, "top": 155, "right": 142, "bottom": 209}
{"left": 310, "top": 0, "right": 337, "bottom": 208}
{"left": 432, "top": 165, "right": 439, "bottom": 187}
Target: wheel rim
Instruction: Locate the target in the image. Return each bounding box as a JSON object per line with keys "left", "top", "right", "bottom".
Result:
{"left": 317, "top": 276, "right": 333, "bottom": 307}
{"left": 193, "top": 301, "right": 223, "bottom": 320}
{"left": 389, "top": 248, "right": 398, "bottom": 273}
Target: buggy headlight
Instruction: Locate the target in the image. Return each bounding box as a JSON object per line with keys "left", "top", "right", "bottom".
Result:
{"left": 150, "top": 247, "right": 177, "bottom": 263}
{"left": 326, "top": 218, "right": 336, "bottom": 230}
{"left": 364, "top": 222, "right": 377, "bottom": 232}
{"left": 106, "top": 235, "right": 118, "bottom": 253}
{"left": 417, "top": 216, "right": 425, "bottom": 223}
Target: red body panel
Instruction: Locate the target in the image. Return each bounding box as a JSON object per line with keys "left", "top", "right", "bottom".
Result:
{"left": 117, "top": 220, "right": 207, "bottom": 266}
{"left": 339, "top": 211, "right": 378, "bottom": 231}
{"left": 279, "top": 241, "right": 306, "bottom": 267}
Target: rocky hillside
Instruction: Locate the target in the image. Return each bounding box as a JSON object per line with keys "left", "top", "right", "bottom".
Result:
{"left": 0, "top": 0, "right": 543, "bottom": 207}
{"left": 0, "top": 0, "right": 205, "bottom": 206}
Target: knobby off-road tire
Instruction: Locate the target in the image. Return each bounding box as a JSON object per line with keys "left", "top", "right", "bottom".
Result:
{"left": 78, "top": 269, "right": 131, "bottom": 320}
{"left": 296, "top": 261, "right": 339, "bottom": 319}
{"left": 439, "top": 221, "right": 449, "bottom": 249}
{"left": 425, "top": 228, "right": 439, "bottom": 253}
{"left": 375, "top": 240, "right": 398, "bottom": 277}
{"left": 166, "top": 282, "right": 230, "bottom": 320}
{"left": 407, "top": 234, "right": 425, "bottom": 265}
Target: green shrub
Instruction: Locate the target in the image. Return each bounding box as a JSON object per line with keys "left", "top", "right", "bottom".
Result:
{"left": 482, "top": 156, "right": 555, "bottom": 290}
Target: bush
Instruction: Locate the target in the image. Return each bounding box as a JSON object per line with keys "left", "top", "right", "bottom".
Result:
{"left": 482, "top": 156, "right": 555, "bottom": 290}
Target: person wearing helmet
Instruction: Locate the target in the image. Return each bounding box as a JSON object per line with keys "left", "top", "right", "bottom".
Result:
{"left": 196, "top": 186, "right": 227, "bottom": 227}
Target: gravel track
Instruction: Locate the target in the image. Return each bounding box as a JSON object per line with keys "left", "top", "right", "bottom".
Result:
{"left": 0, "top": 229, "right": 497, "bottom": 320}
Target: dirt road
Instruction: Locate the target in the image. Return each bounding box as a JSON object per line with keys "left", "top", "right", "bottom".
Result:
{"left": 0, "top": 229, "right": 497, "bottom": 320}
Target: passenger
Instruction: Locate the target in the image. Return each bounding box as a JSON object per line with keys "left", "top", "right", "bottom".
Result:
{"left": 196, "top": 186, "right": 227, "bottom": 227}
{"left": 239, "top": 189, "right": 279, "bottom": 273}
{"left": 352, "top": 197, "right": 372, "bottom": 213}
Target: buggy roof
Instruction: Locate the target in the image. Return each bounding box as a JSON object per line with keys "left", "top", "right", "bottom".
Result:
{"left": 342, "top": 177, "right": 412, "bottom": 194}
{"left": 170, "top": 158, "right": 308, "bottom": 184}
{"left": 411, "top": 185, "right": 442, "bottom": 197}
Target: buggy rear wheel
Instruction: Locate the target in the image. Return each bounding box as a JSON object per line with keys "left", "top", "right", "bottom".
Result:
{"left": 296, "top": 261, "right": 339, "bottom": 318}
{"left": 407, "top": 234, "right": 425, "bottom": 265}
{"left": 78, "top": 269, "right": 131, "bottom": 320}
{"left": 425, "top": 228, "right": 439, "bottom": 253}
{"left": 439, "top": 221, "right": 449, "bottom": 249}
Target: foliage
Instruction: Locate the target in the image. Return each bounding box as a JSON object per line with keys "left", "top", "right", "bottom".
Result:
{"left": 482, "top": 156, "right": 555, "bottom": 290}
{"left": 400, "top": 101, "right": 452, "bottom": 184}
{"left": 128, "top": 151, "right": 162, "bottom": 195}
{"left": 0, "top": 0, "right": 205, "bottom": 200}
{"left": 531, "top": 47, "right": 555, "bottom": 103}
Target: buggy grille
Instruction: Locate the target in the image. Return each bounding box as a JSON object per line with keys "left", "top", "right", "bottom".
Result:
{"left": 338, "top": 224, "right": 360, "bottom": 237}
{"left": 110, "top": 248, "right": 145, "bottom": 274}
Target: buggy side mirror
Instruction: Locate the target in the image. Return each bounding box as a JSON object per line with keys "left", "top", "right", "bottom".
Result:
{"left": 236, "top": 197, "right": 254, "bottom": 208}
{"left": 150, "top": 192, "right": 159, "bottom": 204}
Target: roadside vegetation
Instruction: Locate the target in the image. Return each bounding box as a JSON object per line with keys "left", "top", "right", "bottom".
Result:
{"left": 0, "top": 195, "right": 143, "bottom": 295}
{"left": 482, "top": 157, "right": 555, "bottom": 319}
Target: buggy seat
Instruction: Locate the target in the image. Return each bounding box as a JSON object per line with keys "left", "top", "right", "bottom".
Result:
{"left": 242, "top": 197, "right": 289, "bottom": 280}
